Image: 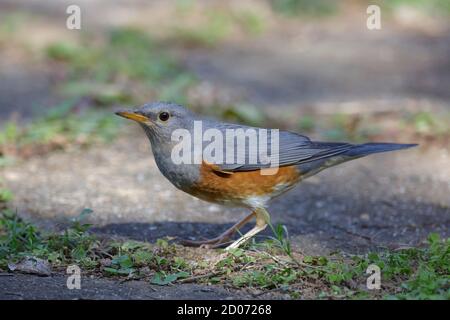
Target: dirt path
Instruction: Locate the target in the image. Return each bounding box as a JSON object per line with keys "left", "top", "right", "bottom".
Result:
{"left": 3, "top": 130, "right": 449, "bottom": 255}
{"left": 0, "top": 273, "right": 256, "bottom": 300}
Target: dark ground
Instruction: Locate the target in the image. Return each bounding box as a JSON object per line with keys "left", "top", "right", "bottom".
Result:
{"left": 0, "top": 273, "right": 258, "bottom": 300}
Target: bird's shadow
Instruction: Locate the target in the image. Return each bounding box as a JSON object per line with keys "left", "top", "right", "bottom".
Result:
{"left": 92, "top": 221, "right": 271, "bottom": 244}
{"left": 91, "top": 219, "right": 377, "bottom": 254}
{"left": 91, "top": 194, "right": 450, "bottom": 254}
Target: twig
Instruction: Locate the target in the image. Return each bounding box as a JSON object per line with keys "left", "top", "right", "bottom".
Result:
{"left": 119, "top": 276, "right": 143, "bottom": 284}
{"left": 178, "top": 271, "right": 223, "bottom": 284}
{"left": 252, "top": 287, "right": 286, "bottom": 298}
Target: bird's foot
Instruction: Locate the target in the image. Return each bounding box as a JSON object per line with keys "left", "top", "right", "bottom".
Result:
{"left": 179, "top": 211, "right": 257, "bottom": 249}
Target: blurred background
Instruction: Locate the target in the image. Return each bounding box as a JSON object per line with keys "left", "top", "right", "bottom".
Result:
{"left": 1, "top": 0, "right": 450, "bottom": 140}
{"left": 0, "top": 0, "right": 449, "bottom": 253}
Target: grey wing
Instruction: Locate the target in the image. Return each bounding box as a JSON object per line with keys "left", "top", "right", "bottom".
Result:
{"left": 215, "top": 129, "right": 353, "bottom": 172}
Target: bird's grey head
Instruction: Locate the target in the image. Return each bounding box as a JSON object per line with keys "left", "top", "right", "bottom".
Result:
{"left": 115, "top": 101, "right": 196, "bottom": 144}
{"left": 116, "top": 101, "right": 202, "bottom": 188}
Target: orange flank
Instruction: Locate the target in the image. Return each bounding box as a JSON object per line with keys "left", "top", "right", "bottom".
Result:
{"left": 186, "top": 161, "right": 302, "bottom": 205}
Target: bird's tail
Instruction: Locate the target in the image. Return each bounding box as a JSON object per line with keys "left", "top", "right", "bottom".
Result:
{"left": 343, "top": 143, "right": 417, "bottom": 158}
{"left": 297, "top": 142, "right": 417, "bottom": 179}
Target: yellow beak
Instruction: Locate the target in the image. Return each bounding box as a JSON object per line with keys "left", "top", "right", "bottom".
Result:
{"left": 115, "top": 111, "right": 149, "bottom": 123}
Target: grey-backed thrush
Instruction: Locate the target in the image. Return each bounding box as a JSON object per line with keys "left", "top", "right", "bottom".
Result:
{"left": 116, "top": 102, "right": 416, "bottom": 249}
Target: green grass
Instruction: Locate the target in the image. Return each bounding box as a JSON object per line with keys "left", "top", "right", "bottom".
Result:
{"left": 295, "top": 113, "right": 381, "bottom": 142}
{"left": 220, "top": 104, "right": 268, "bottom": 127}
{"left": 0, "top": 183, "right": 13, "bottom": 211}
{"left": 0, "top": 189, "right": 13, "bottom": 204}
{"left": 236, "top": 230, "right": 449, "bottom": 299}
{"left": 379, "top": 0, "right": 450, "bottom": 17}
{"left": 269, "top": 0, "right": 450, "bottom": 18}
{"left": 46, "top": 28, "right": 196, "bottom": 106}
{"left": 0, "top": 12, "right": 28, "bottom": 46}
{"left": 47, "top": 30, "right": 175, "bottom": 83}
{"left": 371, "top": 234, "right": 450, "bottom": 300}
{"left": 0, "top": 208, "right": 448, "bottom": 299}
{"left": 293, "top": 110, "right": 450, "bottom": 144}
{"left": 405, "top": 111, "right": 450, "bottom": 137}
{"left": 170, "top": 8, "right": 266, "bottom": 48}
{"left": 0, "top": 208, "right": 100, "bottom": 268}
{"left": 234, "top": 11, "right": 266, "bottom": 36}
{"left": 0, "top": 101, "right": 121, "bottom": 160}
{"left": 1, "top": 27, "right": 199, "bottom": 161}
{"left": 172, "top": 11, "right": 233, "bottom": 48}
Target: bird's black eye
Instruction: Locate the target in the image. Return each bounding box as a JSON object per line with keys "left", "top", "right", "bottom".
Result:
{"left": 158, "top": 111, "right": 170, "bottom": 121}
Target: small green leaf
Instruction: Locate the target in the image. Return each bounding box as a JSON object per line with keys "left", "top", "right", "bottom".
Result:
{"left": 104, "top": 267, "right": 119, "bottom": 274}
{"left": 150, "top": 271, "right": 189, "bottom": 285}
{"left": 228, "top": 248, "right": 244, "bottom": 258}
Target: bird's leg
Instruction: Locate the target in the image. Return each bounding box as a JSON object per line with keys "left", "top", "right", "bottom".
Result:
{"left": 225, "top": 207, "right": 270, "bottom": 250}
{"left": 180, "top": 211, "right": 256, "bottom": 248}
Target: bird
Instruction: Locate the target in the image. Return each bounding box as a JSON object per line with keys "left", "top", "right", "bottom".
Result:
{"left": 115, "top": 101, "right": 417, "bottom": 250}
